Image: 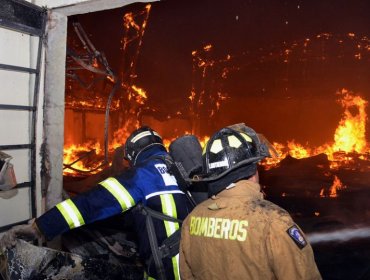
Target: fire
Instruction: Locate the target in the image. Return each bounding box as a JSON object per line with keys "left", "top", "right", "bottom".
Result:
{"left": 261, "top": 89, "right": 369, "bottom": 170}
{"left": 123, "top": 13, "right": 139, "bottom": 30}
{"left": 287, "top": 140, "right": 311, "bottom": 159}
{"left": 130, "top": 85, "right": 148, "bottom": 104}
{"left": 111, "top": 121, "right": 140, "bottom": 150}
{"left": 65, "top": 97, "right": 120, "bottom": 110}
{"left": 261, "top": 142, "right": 285, "bottom": 169}
{"left": 332, "top": 89, "right": 368, "bottom": 154}
{"left": 162, "top": 135, "right": 210, "bottom": 150}
{"left": 320, "top": 175, "right": 346, "bottom": 198}
{"left": 329, "top": 175, "right": 346, "bottom": 197}
{"left": 64, "top": 88, "right": 367, "bottom": 176}
{"left": 198, "top": 135, "right": 210, "bottom": 148}
{"left": 63, "top": 142, "right": 103, "bottom": 175}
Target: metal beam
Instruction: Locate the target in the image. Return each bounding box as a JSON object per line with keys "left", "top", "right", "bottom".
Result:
{"left": 0, "top": 144, "right": 33, "bottom": 150}
{"left": 0, "top": 63, "right": 38, "bottom": 74}
{"left": 0, "top": 104, "right": 35, "bottom": 111}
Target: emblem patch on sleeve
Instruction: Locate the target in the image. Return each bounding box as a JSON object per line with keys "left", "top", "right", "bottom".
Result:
{"left": 155, "top": 163, "right": 178, "bottom": 186}
{"left": 287, "top": 225, "right": 307, "bottom": 249}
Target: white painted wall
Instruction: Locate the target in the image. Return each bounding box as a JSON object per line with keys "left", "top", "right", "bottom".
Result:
{"left": 0, "top": 21, "right": 43, "bottom": 228}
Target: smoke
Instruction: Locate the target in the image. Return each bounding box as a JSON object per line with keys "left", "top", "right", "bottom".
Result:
{"left": 307, "top": 226, "right": 370, "bottom": 245}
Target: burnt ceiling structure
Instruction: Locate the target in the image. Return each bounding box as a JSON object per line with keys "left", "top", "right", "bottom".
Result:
{"left": 67, "top": 0, "right": 369, "bottom": 138}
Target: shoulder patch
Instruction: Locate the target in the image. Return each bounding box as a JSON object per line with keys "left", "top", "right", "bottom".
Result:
{"left": 154, "top": 163, "right": 178, "bottom": 186}
{"left": 287, "top": 225, "right": 307, "bottom": 249}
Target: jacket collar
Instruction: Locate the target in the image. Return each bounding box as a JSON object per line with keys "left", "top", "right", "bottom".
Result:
{"left": 216, "top": 180, "right": 263, "bottom": 200}
{"left": 135, "top": 145, "right": 167, "bottom": 165}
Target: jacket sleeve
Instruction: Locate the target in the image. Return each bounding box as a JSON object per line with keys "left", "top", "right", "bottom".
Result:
{"left": 36, "top": 176, "right": 141, "bottom": 240}
{"left": 179, "top": 217, "right": 194, "bottom": 280}
{"left": 266, "top": 215, "right": 322, "bottom": 280}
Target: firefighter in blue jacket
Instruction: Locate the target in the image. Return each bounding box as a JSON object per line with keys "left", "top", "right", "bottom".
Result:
{"left": 0, "top": 126, "right": 193, "bottom": 280}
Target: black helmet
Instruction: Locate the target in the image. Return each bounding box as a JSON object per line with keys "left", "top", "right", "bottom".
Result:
{"left": 203, "top": 124, "right": 270, "bottom": 182}
{"left": 124, "top": 126, "right": 164, "bottom": 165}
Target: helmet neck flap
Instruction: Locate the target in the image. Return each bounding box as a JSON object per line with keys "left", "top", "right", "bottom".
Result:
{"left": 207, "top": 164, "right": 257, "bottom": 196}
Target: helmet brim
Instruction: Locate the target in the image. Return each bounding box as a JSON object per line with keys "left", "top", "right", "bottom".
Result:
{"left": 192, "top": 155, "right": 265, "bottom": 182}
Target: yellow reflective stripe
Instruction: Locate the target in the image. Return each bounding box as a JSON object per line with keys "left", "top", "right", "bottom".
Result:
{"left": 160, "top": 194, "right": 179, "bottom": 235}
{"left": 160, "top": 194, "right": 180, "bottom": 280}
{"left": 56, "top": 199, "right": 85, "bottom": 229}
{"left": 144, "top": 270, "right": 156, "bottom": 280}
{"left": 99, "top": 177, "right": 135, "bottom": 211}
{"left": 202, "top": 141, "right": 208, "bottom": 155}
{"left": 172, "top": 253, "right": 180, "bottom": 280}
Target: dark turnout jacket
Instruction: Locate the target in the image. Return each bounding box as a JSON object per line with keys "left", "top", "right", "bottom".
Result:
{"left": 36, "top": 146, "right": 193, "bottom": 280}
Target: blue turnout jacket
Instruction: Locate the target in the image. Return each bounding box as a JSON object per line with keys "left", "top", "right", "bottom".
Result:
{"left": 36, "top": 146, "right": 193, "bottom": 279}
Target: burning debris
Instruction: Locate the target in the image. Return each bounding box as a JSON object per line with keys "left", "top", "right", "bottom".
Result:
{"left": 261, "top": 89, "right": 369, "bottom": 172}
{"left": 259, "top": 90, "right": 369, "bottom": 209}
{"left": 63, "top": 14, "right": 370, "bottom": 179}
{"left": 64, "top": 5, "right": 153, "bottom": 176}
{"left": 0, "top": 240, "right": 142, "bottom": 280}
{"left": 62, "top": 11, "right": 369, "bottom": 239}
{"left": 66, "top": 21, "right": 117, "bottom": 111}
{"left": 320, "top": 175, "right": 347, "bottom": 198}
{"left": 63, "top": 40, "right": 236, "bottom": 176}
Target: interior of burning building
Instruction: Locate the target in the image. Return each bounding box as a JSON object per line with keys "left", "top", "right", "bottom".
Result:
{"left": 20, "top": 0, "right": 370, "bottom": 279}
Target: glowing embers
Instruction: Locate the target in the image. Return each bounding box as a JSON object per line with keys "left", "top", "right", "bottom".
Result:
{"left": 65, "top": 96, "right": 120, "bottom": 111}
{"left": 129, "top": 85, "right": 148, "bottom": 105}
{"left": 63, "top": 4, "right": 152, "bottom": 176}
{"left": 190, "top": 44, "right": 232, "bottom": 121}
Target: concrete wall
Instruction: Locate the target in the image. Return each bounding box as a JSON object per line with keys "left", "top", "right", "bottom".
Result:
{"left": 39, "top": 0, "right": 156, "bottom": 212}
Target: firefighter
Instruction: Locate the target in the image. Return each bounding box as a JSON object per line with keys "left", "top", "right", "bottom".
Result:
{"left": 179, "top": 124, "right": 322, "bottom": 280}
{"left": 0, "top": 126, "right": 193, "bottom": 280}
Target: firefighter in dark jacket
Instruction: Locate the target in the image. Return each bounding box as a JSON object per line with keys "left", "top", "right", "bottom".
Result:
{"left": 1, "top": 126, "right": 193, "bottom": 280}
{"left": 179, "top": 124, "right": 322, "bottom": 280}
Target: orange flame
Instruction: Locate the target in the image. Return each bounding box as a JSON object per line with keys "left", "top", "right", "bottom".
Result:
{"left": 320, "top": 175, "right": 346, "bottom": 198}
{"left": 261, "top": 142, "right": 285, "bottom": 169}
{"left": 329, "top": 175, "right": 346, "bottom": 197}
{"left": 64, "top": 84, "right": 146, "bottom": 175}
{"left": 287, "top": 140, "right": 311, "bottom": 159}
{"left": 63, "top": 142, "right": 103, "bottom": 175}
{"left": 64, "top": 88, "right": 367, "bottom": 177}
{"left": 261, "top": 89, "right": 368, "bottom": 170}
{"left": 332, "top": 89, "right": 368, "bottom": 154}
{"left": 130, "top": 85, "right": 148, "bottom": 104}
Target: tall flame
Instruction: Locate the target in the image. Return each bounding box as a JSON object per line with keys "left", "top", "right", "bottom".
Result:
{"left": 332, "top": 89, "right": 368, "bottom": 154}
{"left": 262, "top": 89, "right": 369, "bottom": 170}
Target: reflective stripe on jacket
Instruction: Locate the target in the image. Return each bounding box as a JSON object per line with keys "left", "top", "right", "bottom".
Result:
{"left": 36, "top": 147, "right": 192, "bottom": 280}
